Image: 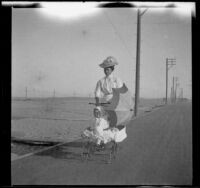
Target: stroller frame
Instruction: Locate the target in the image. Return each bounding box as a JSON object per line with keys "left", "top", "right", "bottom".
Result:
{"left": 81, "top": 134, "right": 118, "bottom": 164}
{"left": 81, "top": 102, "right": 127, "bottom": 164}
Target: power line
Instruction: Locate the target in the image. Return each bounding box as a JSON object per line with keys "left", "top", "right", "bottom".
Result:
{"left": 122, "top": 22, "right": 189, "bottom": 25}
{"left": 102, "top": 10, "right": 136, "bottom": 60}
{"left": 141, "top": 22, "right": 190, "bottom": 25}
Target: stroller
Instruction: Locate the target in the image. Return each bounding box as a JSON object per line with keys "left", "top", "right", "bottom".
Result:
{"left": 81, "top": 117, "right": 127, "bottom": 164}
{"left": 81, "top": 84, "right": 134, "bottom": 164}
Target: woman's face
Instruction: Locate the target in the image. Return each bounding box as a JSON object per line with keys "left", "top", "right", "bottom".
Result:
{"left": 104, "top": 67, "right": 113, "bottom": 76}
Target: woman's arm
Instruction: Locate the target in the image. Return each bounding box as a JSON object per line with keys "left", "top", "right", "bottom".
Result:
{"left": 116, "top": 77, "right": 123, "bottom": 88}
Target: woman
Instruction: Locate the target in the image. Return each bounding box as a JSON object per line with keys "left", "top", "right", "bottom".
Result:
{"left": 94, "top": 56, "right": 123, "bottom": 105}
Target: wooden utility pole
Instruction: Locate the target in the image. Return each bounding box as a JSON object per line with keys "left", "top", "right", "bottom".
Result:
{"left": 170, "top": 86, "right": 173, "bottom": 103}
{"left": 25, "top": 87, "right": 28, "bottom": 99}
{"left": 134, "top": 9, "right": 141, "bottom": 116}
{"left": 174, "top": 77, "right": 179, "bottom": 102}
{"left": 166, "top": 58, "right": 168, "bottom": 104}
{"left": 73, "top": 91, "right": 76, "bottom": 97}
{"left": 172, "top": 76, "right": 175, "bottom": 103}
{"left": 134, "top": 8, "right": 148, "bottom": 116}
{"left": 180, "top": 88, "right": 183, "bottom": 101}
{"left": 53, "top": 89, "right": 55, "bottom": 98}
{"left": 178, "top": 87, "right": 183, "bottom": 101}
{"left": 165, "top": 58, "right": 176, "bottom": 104}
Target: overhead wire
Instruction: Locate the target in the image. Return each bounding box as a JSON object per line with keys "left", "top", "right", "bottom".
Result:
{"left": 102, "top": 10, "right": 136, "bottom": 61}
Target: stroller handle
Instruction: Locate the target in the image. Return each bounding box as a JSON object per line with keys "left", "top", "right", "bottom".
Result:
{"left": 88, "top": 102, "right": 110, "bottom": 106}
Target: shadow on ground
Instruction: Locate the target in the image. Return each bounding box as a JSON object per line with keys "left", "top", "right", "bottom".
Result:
{"left": 35, "top": 139, "right": 114, "bottom": 164}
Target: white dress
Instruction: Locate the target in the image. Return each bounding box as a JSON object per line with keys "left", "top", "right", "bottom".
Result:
{"left": 83, "top": 117, "right": 127, "bottom": 144}
{"left": 94, "top": 73, "right": 123, "bottom": 102}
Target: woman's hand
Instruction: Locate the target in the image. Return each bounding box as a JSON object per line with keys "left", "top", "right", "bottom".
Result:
{"left": 87, "top": 126, "right": 93, "bottom": 131}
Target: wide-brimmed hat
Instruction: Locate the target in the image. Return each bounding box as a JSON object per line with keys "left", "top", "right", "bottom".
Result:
{"left": 99, "top": 56, "right": 118, "bottom": 68}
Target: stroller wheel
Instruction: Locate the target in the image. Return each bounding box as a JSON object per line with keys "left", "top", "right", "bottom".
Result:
{"left": 107, "top": 151, "right": 113, "bottom": 164}
{"left": 111, "top": 141, "right": 118, "bottom": 159}
{"left": 82, "top": 141, "right": 95, "bottom": 162}
{"left": 82, "top": 141, "right": 90, "bottom": 161}
{"left": 105, "top": 141, "right": 117, "bottom": 164}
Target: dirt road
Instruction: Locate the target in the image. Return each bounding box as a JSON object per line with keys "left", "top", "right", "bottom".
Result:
{"left": 11, "top": 102, "right": 192, "bottom": 185}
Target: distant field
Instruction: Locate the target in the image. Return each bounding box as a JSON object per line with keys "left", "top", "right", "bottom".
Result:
{"left": 11, "top": 97, "right": 165, "bottom": 142}
{"left": 12, "top": 97, "right": 93, "bottom": 121}
{"left": 12, "top": 97, "right": 164, "bottom": 120}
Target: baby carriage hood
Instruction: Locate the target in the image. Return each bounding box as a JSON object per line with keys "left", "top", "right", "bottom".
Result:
{"left": 102, "top": 83, "right": 134, "bottom": 127}
{"left": 114, "top": 126, "right": 127, "bottom": 142}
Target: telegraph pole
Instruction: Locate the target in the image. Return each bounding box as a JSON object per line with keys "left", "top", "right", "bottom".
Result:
{"left": 178, "top": 87, "right": 183, "bottom": 101}
{"left": 170, "top": 86, "right": 173, "bottom": 103}
{"left": 134, "top": 8, "right": 148, "bottom": 116}
{"left": 165, "top": 58, "right": 176, "bottom": 104}
{"left": 73, "top": 91, "right": 76, "bottom": 97}
{"left": 172, "top": 76, "right": 175, "bottom": 103}
{"left": 174, "top": 77, "right": 179, "bottom": 102}
{"left": 166, "top": 58, "right": 168, "bottom": 104}
{"left": 53, "top": 89, "right": 55, "bottom": 98}
{"left": 134, "top": 9, "right": 141, "bottom": 116}
{"left": 180, "top": 88, "right": 183, "bottom": 101}
{"left": 25, "top": 87, "right": 28, "bottom": 99}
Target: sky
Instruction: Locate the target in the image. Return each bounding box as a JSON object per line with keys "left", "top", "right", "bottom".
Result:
{"left": 11, "top": 2, "right": 193, "bottom": 99}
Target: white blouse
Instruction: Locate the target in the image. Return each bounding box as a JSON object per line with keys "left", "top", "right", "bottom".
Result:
{"left": 94, "top": 73, "right": 123, "bottom": 101}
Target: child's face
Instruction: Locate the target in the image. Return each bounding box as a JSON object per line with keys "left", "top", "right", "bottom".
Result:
{"left": 94, "top": 109, "right": 101, "bottom": 118}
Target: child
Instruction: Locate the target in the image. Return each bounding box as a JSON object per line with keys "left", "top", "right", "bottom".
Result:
{"left": 82, "top": 106, "right": 127, "bottom": 145}
{"left": 92, "top": 107, "right": 127, "bottom": 144}
{"left": 83, "top": 106, "right": 109, "bottom": 145}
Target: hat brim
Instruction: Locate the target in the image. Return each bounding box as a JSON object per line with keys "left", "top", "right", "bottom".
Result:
{"left": 99, "top": 62, "right": 118, "bottom": 68}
